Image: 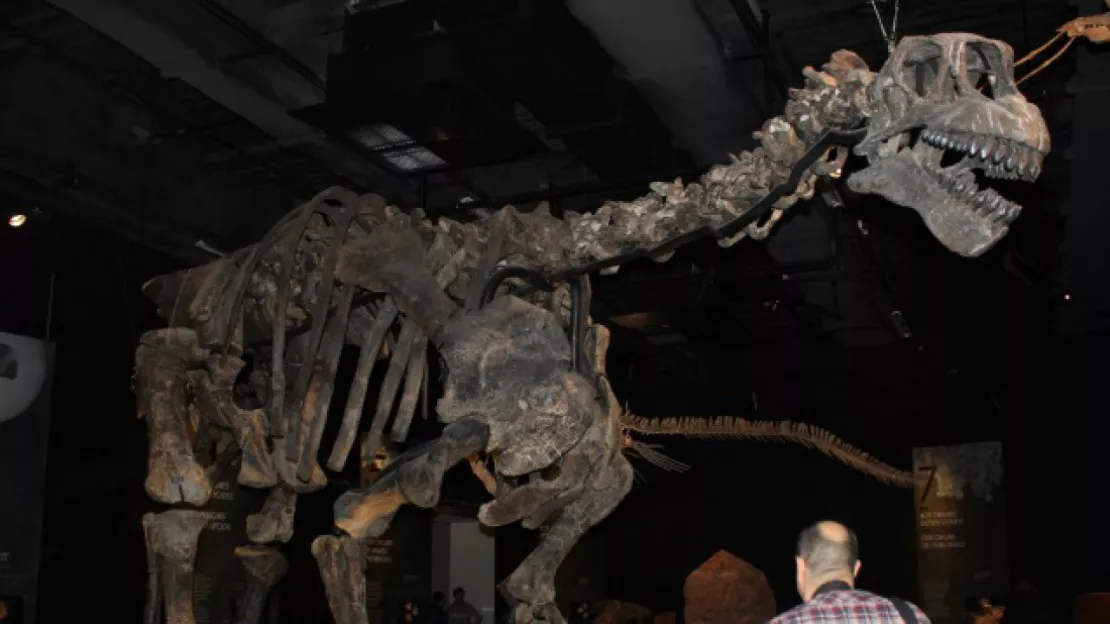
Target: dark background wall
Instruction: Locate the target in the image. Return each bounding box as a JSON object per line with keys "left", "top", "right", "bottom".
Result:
{"left": 0, "top": 215, "right": 178, "bottom": 621}
{"left": 599, "top": 335, "right": 1081, "bottom": 614}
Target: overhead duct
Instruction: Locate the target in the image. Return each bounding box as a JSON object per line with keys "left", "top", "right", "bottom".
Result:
{"left": 313, "top": 0, "right": 692, "bottom": 179}
{"left": 46, "top": 0, "right": 415, "bottom": 203}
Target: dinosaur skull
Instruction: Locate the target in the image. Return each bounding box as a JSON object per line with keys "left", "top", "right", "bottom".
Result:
{"left": 847, "top": 33, "right": 1050, "bottom": 257}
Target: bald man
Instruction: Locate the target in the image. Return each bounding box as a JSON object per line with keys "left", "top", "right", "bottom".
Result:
{"left": 768, "top": 521, "right": 930, "bottom": 623}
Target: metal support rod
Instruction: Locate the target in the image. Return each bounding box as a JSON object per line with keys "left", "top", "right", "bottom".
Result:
{"left": 480, "top": 267, "right": 555, "bottom": 307}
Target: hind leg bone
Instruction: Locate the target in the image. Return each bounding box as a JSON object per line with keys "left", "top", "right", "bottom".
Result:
{"left": 500, "top": 453, "right": 634, "bottom": 624}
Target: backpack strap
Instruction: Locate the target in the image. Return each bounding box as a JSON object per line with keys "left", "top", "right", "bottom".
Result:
{"left": 889, "top": 598, "right": 919, "bottom": 624}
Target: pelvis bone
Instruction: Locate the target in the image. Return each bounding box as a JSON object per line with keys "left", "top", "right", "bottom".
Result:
{"left": 187, "top": 353, "right": 277, "bottom": 489}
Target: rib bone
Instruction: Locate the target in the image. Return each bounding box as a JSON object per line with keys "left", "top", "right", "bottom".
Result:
{"left": 295, "top": 284, "right": 357, "bottom": 482}
{"left": 328, "top": 301, "right": 398, "bottom": 471}
{"left": 389, "top": 333, "right": 427, "bottom": 442}
{"left": 361, "top": 317, "right": 420, "bottom": 464}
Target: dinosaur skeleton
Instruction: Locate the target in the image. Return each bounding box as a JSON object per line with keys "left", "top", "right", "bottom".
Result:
{"left": 132, "top": 33, "right": 1048, "bottom": 624}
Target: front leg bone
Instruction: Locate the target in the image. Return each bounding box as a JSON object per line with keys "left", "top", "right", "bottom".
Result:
{"left": 312, "top": 535, "right": 370, "bottom": 624}
{"left": 144, "top": 510, "right": 209, "bottom": 624}
{"left": 142, "top": 514, "right": 163, "bottom": 624}
{"left": 135, "top": 328, "right": 211, "bottom": 505}
{"left": 246, "top": 486, "right": 298, "bottom": 544}
{"left": 235, "top": 545, "right": 288, "bottom": 624}
{"left": 335, "top": 420, "right": 489, "bottom": 539}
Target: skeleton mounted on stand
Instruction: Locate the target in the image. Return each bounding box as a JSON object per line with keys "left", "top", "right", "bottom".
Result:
{"left": 134, "top": 32, "right": 1049, "bottom": 624}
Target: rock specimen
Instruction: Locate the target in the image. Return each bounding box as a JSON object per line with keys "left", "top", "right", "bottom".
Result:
{"left": 593, "top": 600, "right": 651, "bottom": 624}
{"left": 684, "top": 550, "right": 776, "bottom": 624}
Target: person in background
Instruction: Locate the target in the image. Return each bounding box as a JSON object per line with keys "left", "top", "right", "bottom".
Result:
{"left": 966, "top": 596, "right": 1005, "bottom": 624}
{"left": 448, "top": 587, "right": 482, "bottom": 624}
{"left": 1000, "top": 581, "right": 1063, "bottom": 624}
{"left": 768, "top": 520, "right": 930, "bottom": 623}
{"left": 431, "top": 591, "right": 449, "bottom": 624}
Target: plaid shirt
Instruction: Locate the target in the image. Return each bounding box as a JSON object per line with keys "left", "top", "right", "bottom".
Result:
{"left": 768, "top": 584, "right": 931, "bottom": 624}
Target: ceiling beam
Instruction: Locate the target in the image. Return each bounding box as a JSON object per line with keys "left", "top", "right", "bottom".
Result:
{"left": 45, "top": 0, "right": 416, "bottom": 205}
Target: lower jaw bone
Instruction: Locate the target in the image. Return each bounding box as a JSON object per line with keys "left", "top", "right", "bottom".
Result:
{"left": 235, "top": 545, "right": 289, "bottom": 624}
{"left": 311, "top": 535, "right": 370, "bottom": 624}
{"left": 143, "top": 510, "right": 210, "bottom": 624}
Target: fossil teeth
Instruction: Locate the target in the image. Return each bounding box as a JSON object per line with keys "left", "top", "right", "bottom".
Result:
{"left": 992, "top": 144, "right": 1007, "bottom": 164}
{"left": 1005, "top": 154, "right": 1018, "bottom": 170}
{"left": 979, "top": 140, "right": 991, "bottom": 160}
{"left": 1030, "top": 163, "right": 1041, "bottom": 178}
{"left": 970, "top": 139, "right": 980, "bottom": 155}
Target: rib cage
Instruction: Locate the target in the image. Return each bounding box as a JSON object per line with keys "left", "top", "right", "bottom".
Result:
{"left": 141, "top": 53, "right": 877, "bottom": 479}
{"left": 620, "top": 412, "right": 914, "bottom": 487}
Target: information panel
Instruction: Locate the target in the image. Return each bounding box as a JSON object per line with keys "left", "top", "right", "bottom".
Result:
{"left": 913, "top": 441, "right": 1008, "bottom": 624}
{"left": 0, "top": 333, "right": 54, "bottom": 624}
{"left": 192, "top": 454, "right": 269, "bottom": 624}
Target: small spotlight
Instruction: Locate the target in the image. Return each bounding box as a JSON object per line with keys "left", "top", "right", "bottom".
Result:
{"left": 1063, "top": 293, "right": 1071, "bottom": 301}
{"left": 8, "top": 213, "right": 26, "bottom": 228}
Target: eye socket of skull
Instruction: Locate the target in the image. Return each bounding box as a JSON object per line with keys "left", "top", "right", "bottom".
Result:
{"left": 896, "top": 41, "right": 949, "bottom": 100}
{"left": 958, "top": 41, "right": 1019, "bottom": 99}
